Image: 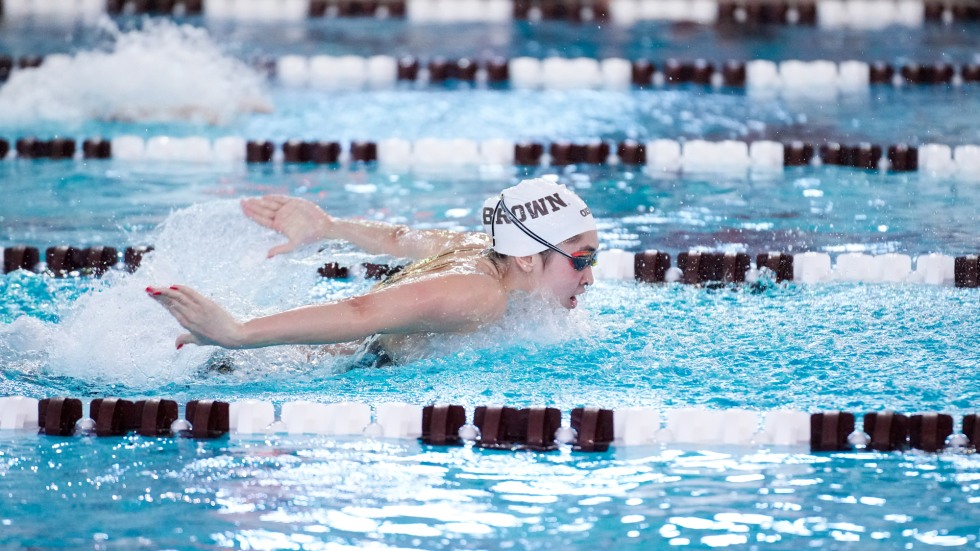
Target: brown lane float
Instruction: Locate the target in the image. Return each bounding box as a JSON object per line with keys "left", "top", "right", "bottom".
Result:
{"left": 909, "top": 413, "right": 953, "bottom": 452}
{"left": 349, "top": 141, "right": 378, "bottom": 162}
{"left": 631, "top": 59, "right": 655, "bottom": 87}
{"left": 397, "top": 56, "right": 419, "bottom": 81}
{"left": 185, "top": 400, "right": 230, "bottom": 439}
{"left": 964, "top": 414, "right": 980, "bottom": 449}
{"left": 486, "top": 57, "right": 510, "bottom": 83}
{"left": 317, "top": 262, "right": 350, "bottom": 278}
{"left": 870, "top": 61, "right": 895, "bottom": 84}
{"left": 756, "top": 252, "right": 794, "bottom": 282}
{"left": 663, "top": 59, "right": 693, "bottom": 84}
{"left": 90, "top": 398, "right": 136, "bottom": 437}
{"left": 722, "top": 60, "right": 746, "bottom": 87}
{"left": 82, "top": 138, "right": 112, "bottom": 159}
{"left": 49, "top": 138, "right": 76, "bottom": 160}
{"left": 887, "top": 144, "right": 918, "bottom": 172}
{"left": 514, "top": 142, "right": 544, "bottom": 166}
{"left": 420, "top": 404, "right": 466, "bottom": 445}
{"left": 783, "top": 141, "right": 815, "bottom": 166}
{"left": 83, "top": 246, "right": 118, "bottom": 276}
{"left": 810, "top": 411, "right": 855, "bottom": 452}
{"left": 124, "top": 246, "right": 153, "bottom": 273}
{"left": 453, "top": 58, "right": 478, "bottom": 82}
{"left": 246, "top": 140, "right": 275, "bottom": 163}
{"left": 617, "top": 140, "right": 646, "bottom": 165}
{"left": 45, "top": 246, "right": 85, "bottom": 277}
{"left": 634, "top": 250, "right": 671, "bottom": 283}
{"left": 570, "top": 407, "right": 614, "bottom": 452}
{"left": 473, "top": 405, "right": 519, "bottom": 449}
{"left": 954, "top": 255, "right": 980, "bottom": 287}
{"left": 863, "top": 410, "right": 909, "bottom": 452}
{"left": 4, "top": 246, "right": 40, "bottom": 273}
{"left": 515, "top": 407, "right": 562, "bottom": 451}
{"left": 362, "top": 262, "right": 401, "bottom": 279}
{"left": 427, "top": 57, "right": 451, "bottom": 83}
{"left": 38, "top": 397, "right": 83, "bottom": 437}
{"left": 134, "top": 399, "right": 179, "bottom": 437}
{"left": 283, "top": 140, "right": 342, "bottom": 164}
{"left": 0, "top": 56, "right": 12, "bottom": 82}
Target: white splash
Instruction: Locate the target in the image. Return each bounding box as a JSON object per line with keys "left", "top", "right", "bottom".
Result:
{"left": 0, "top": 201, "right": 324, "bottom": 387}
{"left": 0, "top": 19, "right": 271, "bottom": 125}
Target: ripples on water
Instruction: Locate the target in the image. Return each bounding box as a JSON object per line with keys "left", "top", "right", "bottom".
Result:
{"left": 2, "top": 434, "right": 979, "bottom": 550}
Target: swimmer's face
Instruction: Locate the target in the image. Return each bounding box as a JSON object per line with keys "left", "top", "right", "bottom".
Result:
{"left": 538, "top": 230, "right": 598, "bottom": 310}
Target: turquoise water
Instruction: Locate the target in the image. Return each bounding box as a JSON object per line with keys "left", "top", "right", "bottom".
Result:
{"left": 1, "top": 433, "right": 979, "bottom": 550}
{"left": 1, "top": 16, "right": 979, "bottom": 551}
{"left": 3, "top": 163, "right": 979, "bottom": 256}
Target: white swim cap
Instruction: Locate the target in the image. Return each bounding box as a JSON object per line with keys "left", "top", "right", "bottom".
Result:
{"left": 482, "top": 178, "right": 596, "bottom": 256}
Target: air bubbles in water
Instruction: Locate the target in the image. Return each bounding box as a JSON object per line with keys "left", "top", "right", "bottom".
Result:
{"left": 945, "top": 433, "right": 970, "bottom": 452}
{"left": 553, "top": 426, "right": 577, "bottom": 445}
{"left": 170, "top": 418, "right": 192, "bottom": 437}
{"left": 458, "top": 424, "right": 480, "bottom": 442}
{"left": 847, "top": 430, "right": 870, "bottom": 449}
{"left": 74, "top": 417, "right": 96, "bottom": 436}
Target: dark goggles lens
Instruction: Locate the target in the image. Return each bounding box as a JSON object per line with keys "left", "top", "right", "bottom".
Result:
{"left": 569, "top": 250, "right": 598, "bottom": 271}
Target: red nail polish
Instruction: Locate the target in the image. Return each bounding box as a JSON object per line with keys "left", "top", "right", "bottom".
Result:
{"left": 177, "top": 343, "right": 184, "bottom": 350}
{"left": 170, "top": 286, "right": 179, "bottom": 290}
{"left": 152, "top": 291, "right": 162, "bottom": 296}
{"left": 145, "top": 286, "right": 153, "bottom": 292}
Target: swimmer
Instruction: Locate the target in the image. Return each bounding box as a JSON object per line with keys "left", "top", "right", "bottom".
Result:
{"left": 147, "top": 178, "right": 598, "bottom": 363}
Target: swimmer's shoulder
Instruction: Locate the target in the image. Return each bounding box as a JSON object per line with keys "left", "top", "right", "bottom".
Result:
{"left": 427, "top": 271, "right": 509, "bottom": 323}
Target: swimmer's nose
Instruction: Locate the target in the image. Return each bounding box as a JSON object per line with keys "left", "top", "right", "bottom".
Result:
{"left": 582, "top": 265, "right": 595, "bottom": 287}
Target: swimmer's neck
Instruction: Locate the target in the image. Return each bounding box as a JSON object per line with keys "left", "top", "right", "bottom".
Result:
{"left": 496, "top": 255, "right": 542, "bottom": 295}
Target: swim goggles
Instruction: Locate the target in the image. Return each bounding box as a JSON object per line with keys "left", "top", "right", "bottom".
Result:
{"left": 491, "top": 195, "right": 599, "bottom": 272}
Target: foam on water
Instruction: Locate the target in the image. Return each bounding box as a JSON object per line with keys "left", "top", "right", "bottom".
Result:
{"left": 0, "top": 201, "right": 315, "bottom": 387}
{"left": 0, "top": 19, "right": 271, "bottom": 125}
{"left": 0, "top": 200, "right": 589, "bottom": 390}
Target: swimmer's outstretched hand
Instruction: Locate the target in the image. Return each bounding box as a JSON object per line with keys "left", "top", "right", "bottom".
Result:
{"left": 241, "top": 195, "right": 332, "bottom": 258}
{"left": 146, "top": 285, "right": 246, "bottom": 350}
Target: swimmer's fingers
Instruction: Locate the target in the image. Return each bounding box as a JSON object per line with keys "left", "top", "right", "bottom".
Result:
{"left": 242, "top": 196, "right": 314, "bottom": 257}
{"left": 175, "top": 333, "right": 199, "bottom": 350}
{"left": 156, "top": 287, "right": 222, "bottom": 322}
{"left": 241, "top": 195, "right": 294, "bottom": 226}
{"left": 241, "top": 197, "right": 281, "bottom": 228}
{"left": 146, "top": 287, "right": 197, "bottom": 328}
{"left": 267, "top": 242, "right": 298, "bottom": 258}
{"left": 146, "top": 285, "right": 246, "bottom": 349}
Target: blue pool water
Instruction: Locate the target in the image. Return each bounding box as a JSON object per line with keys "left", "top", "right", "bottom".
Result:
{"left": 1, "top": 15, "right": 979, "bottom": 550}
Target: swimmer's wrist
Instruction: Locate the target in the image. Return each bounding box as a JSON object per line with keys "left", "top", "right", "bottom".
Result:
{"left": 317, "top": 214, "right": 334, "bottom": 240}
{"left": 229, "top": 321, "right": 257, "bottom": 349}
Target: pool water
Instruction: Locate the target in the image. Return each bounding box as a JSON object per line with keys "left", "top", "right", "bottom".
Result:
{"left": 1, "top": 14, "right": 979, "bottom": 551}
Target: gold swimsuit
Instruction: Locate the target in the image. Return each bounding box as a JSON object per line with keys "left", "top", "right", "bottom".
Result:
{"left": 358, "top": 245, "right": 492, "bottom": 366}
{"left": 374, "top": 245, "right": 487, "bottom": 289}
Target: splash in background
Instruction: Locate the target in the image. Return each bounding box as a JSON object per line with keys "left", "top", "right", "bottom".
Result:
{"left": 0, "top": 19, "right": 271, "bottom": 125}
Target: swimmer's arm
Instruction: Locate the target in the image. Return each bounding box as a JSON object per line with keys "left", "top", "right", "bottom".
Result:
{"left": 148, "top": 275, "right": 506, "bottom": 350}
{"left": 329, "top": 219, "right": 488, "bottom": 259}
{"left": 242, "top": 195, "right": 488, "bottom": 259}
